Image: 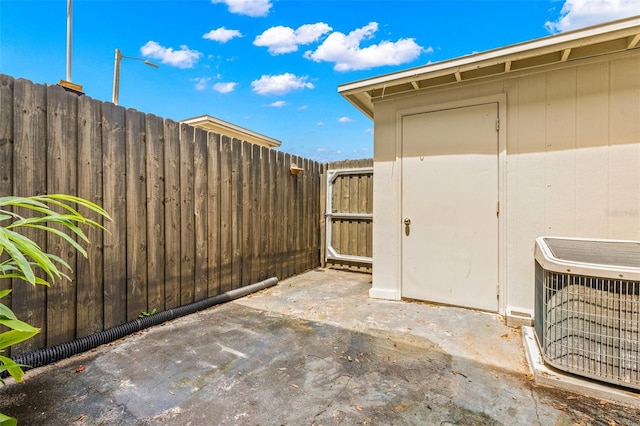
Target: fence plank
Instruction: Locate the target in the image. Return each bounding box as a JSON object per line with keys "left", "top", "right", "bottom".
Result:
{"left": 46, "top": 84, "right": 79, "bottom": 346}
{"left": 163, "top": 119, "right": 181, "bottom": 309}
{"left": 194, "top": 127, "right": 208, "bottom": 300}
{"left": 307, "top": 160, "right": 313, "bottom": 269}
{"left": 296, "top": 156, "right": 305, "bottom": 273}
{"left": 251, "top": 144, "right": 261, "bottom": 283}
{"left": 359, "top": 160, "right": 369, "bottom": 259}
{"left": 179, "top": 124, "right": 195, "bottom": 305}
{"left": 319, "top": 164, "right": 326, "bottom": 268}
{"left": 272, "top": 151, "right": 282, "bottom": 280}
{"left": 207, "top": 132, "right": 221, "bottom": 297}
{"left": 282, "top": 152, "right": 292, "bottom": 278}
{"left": 241, "top": 141, "right": 251, "bottom": 287}
{"left": 295, "top": 156, "right": 303, "bottom": 272}
{"left": 231, "top": 139, "right": 243, "bottom": 289}
{"left": 335, "top": 164, "right": 344, "bottom": 257}
{"left": 0, "top": 74, "right": 13, "bottom": 199}
{"left": 11, "top": 79, "right": 48, "bottom": 354}
{"left": 125, "top": 109, "right": 148, "bottom": 321}
{"left": 146, "top": 114, "right": 165, "bottom": 312}
{"left": 102, "top": 102, "right": 127, "bottom": 329}
{"left": 268, "top": 149, "right": 279, "bottom": 279}
{"left": 348, "top": 164, "right": 359, "bottom": 262}
{"left": 76, "top": 95, "right": 104, "bottom": 337}
{"left": 258, "top": 146, "right": 269, "bottom": 281}
{"left": 0, "top": 74, "right": 14, "bottom": 337}
{"left": 219, "top": 137, "right": 233, "bottom": 293}
{"left": 312, "top": 160, "right": 321, "bottom": 267}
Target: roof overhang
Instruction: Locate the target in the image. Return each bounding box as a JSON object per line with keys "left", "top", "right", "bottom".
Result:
{"left": 339, "top": 16, "right": 640, "bottom": 120}
{"left": 181, "top": 114, "right": 282, "bottom": 148}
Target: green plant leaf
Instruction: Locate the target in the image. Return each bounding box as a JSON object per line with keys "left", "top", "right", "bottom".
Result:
{"left": 0, "top": 228, "right": 35, "bottom": 284}
{"left": 0, "top": 355, "right": 27, "bottom": 383}
{"left": 45, "top": 194, "right": 112, "bottom": 221}
{"left": 0, "top": 329, "right": 40, "bottom": 351}
{"left": 18, "top": 223, "right": 89, "bottom": 257}
{"left": 0, "top": 302, "right": 18, "bottom": 320}
{"left": 0, "top": 194, "right": 110, "bottom": 426}
{"left": 0, "top": 412, "right": 18, "bottom": 426}
{"left": 0, "top": 317, "right": 39, "bottom": 333}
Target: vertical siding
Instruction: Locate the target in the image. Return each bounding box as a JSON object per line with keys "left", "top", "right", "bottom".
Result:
{"left": 508, "top": 55, "right": 640, "bottom": 313}
{"left": 575, "top": 62, "right": 610, "bottom": 236}
{"left": 608, "top": 57, "right": 640, "bottom": 239}
{"left": 544, "top": 67, "right": 577, "bottom": 236}
{"left": 509, "top": 73, "right": 547, "bottom": 312}
{"left": 370, "top": 51, "right": 640, "bottom": 315}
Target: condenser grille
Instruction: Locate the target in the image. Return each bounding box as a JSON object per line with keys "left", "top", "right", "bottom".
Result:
{"left": 537, "top": 265, "right": 640, "bottom": 389}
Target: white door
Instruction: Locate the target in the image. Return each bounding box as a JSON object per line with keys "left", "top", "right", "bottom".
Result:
{"left": 401, "top": 103, "right": 499, "bottom": 312}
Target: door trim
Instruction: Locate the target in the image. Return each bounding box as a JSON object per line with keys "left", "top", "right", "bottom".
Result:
{"left": 395, "top": 94, "right": 507, "bottom": 314}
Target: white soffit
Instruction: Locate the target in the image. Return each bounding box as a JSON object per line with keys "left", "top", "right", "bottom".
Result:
{"left": 338, "top": 16, "right": 640, "bottom": 119}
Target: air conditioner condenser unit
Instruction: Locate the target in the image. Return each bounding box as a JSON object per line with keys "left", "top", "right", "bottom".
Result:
{"left": 534, "top": 236, "right": 640, "bottom": 391}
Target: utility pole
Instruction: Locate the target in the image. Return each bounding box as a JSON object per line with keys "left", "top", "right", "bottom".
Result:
{"left": 112, "top": 48, "right": 159, "bottom": 105}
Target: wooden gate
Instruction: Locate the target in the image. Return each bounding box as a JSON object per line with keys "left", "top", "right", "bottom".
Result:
{"left": 321, "top": 159, "right": 373, "bottom": 272}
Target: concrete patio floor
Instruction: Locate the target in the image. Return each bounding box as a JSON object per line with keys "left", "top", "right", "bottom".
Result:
{"left": 1, "top": 268, "right": 639, "bottom": 425}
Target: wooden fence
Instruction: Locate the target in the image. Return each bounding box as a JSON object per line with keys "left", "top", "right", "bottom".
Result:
{"left": 0, "top": 75, "right": 322, "bottom": 356}
{"left": 321, "top": 159, "right": 373, "bottom": 273}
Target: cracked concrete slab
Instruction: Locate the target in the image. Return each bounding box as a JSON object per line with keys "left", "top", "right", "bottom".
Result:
{"left": 1, "top": 268, "right": 639, "bottom": 425}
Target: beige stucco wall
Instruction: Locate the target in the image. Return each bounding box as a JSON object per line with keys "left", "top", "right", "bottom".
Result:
{"left": 371, "top": 51, "right": 640, "bottom": 319}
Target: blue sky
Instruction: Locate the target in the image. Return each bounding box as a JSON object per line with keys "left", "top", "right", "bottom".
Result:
{"left": 1, "top": 1, "right": 638, "bottom": 162}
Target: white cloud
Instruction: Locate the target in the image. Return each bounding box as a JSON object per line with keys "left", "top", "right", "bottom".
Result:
{"left": 268, "top": 100, "right": 287, "bottom": 107}
{"left": 140, "top": 41, "right": 202, "bottom": 69}
{"left": 297, "top": 105, "right": 308, "bottom": 111}
{"left": 364, "top": 128, "right": 373, "bottom": 134}
{"left": 338, "top": 116, "right": 353, "bottom": 123}
{"left": 203, "top": 27, "right": 242, "bottom": 43}
{"left": 192, "top": 77, "right": 211, "bottom": 91}
{"left": 211, "top": 0, "right": 272, "bottom": 17}
{"left": 213, "top": 82, "right": 237, "bottom": 93}
{"left": 352, "top": 147, "right": 371, "bottom": 154}
{"left": 254, "top": 23, "right": 332, "bottom": 55}
{"left": 317, "top": 122, "right": 325, "bottom": 126}
{"left": 251, "top": 73, "right": 314, "bottom": 96}
{"left": 545, "top": 0, "right": 639, "bottom": 33}
{"left": 304, "top": 22, "right": 427, "bottom": 71}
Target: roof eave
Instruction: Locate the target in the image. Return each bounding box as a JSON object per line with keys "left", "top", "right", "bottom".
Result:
{"left": 181, "top": 114, "right": 282, "bottom": 148}
{"left": 338, "top": 15, "right": 640, "bottom": 120}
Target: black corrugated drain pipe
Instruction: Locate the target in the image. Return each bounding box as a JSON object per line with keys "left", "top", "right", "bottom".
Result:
{"left": 4, "top": 277, "right": 278, "bottom": 377}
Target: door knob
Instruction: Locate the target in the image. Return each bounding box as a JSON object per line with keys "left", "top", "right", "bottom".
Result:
{"left": 404, "top": 218, "right": 411, "bottom": 226}
{"left": 404, "top": 217, "right": 411, "bottom": 236}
